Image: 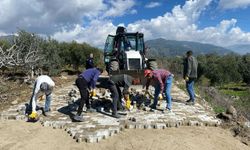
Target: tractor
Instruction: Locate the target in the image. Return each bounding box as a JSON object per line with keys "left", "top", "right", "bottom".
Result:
{"left": 103, "top": 26, "right": 157, "bottom": 84}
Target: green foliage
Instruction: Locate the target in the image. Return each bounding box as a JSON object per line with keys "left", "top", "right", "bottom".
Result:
{"left": 197, "top": 54, "right": 242, "bottom": 85}
{"left": 213, "top": 105, "right": 226, "bottom": 114}
{"left": 0, "top": 40, "right": 11, "bottom": 50}
{"left": 238, "top": 54, "right": 250, "bottom": 84}
{"left": 1, "top": 29, "right": 104, "bottom": 75}
{"left": 40, "top": 38, "right": 62, "bottom": 75}
{"left": 59, "top": 41, "right": 103, "bottom": 71}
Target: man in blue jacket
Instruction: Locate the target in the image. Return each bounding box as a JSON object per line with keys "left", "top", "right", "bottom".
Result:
{"left": 73, "top": 67, "right": 103, "bottom": 122}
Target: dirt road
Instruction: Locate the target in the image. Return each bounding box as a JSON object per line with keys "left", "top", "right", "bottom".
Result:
{"left": 0, "top": 120, "right": 249, "bottom": 150}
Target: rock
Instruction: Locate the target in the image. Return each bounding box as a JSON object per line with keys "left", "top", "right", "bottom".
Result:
{"left": 226, "top": 105, "right": 237, "bottom": 119}
{"left": 11, "top": 100, "right": 18, "bottom": 105}
{"left": 244, "top": 122, "right": 250, "bottom": 128}
{"left": 60, "top": 75, "right": 68, "bottom": 80}
{"left": 217, "top": 112, "right": 233, "bottom": 121}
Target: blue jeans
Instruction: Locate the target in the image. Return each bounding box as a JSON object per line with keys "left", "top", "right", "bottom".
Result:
{"left": 44, "top": 94, "right": 52, "bottom": 112}
{"left": 186, "top": 78, "right": 195, "bottom": 102}
{"left": 153, "top": 75, "right": 173, "bottom": 110}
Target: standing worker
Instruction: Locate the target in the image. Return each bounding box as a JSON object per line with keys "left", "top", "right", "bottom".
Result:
{"left": 86, "top": 53, "right": 94, "bottom": 69}
{"left": 144, "top": 69, "right": 173, "bottom": 113}
{"left": 183, "top": 50, "right": 198, "bottom": 105}
{"left": 101, "top": 74, "right": 133, "bottom": 118}
{"left": 28, "top": 75, "right": 55, "bottom": 119}
{"left": 73, "top": 67, "right": 103, "bottom": 122}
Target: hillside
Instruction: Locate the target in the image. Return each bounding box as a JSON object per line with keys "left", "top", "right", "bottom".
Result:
{"left": 0, "top": 35, "right": 14, "bottom": 44}
{"left": 145, "top": 38, "right": 233, "bottom": 57}
{"left": 227, "top": 44, "right": 250, "bottom": 55}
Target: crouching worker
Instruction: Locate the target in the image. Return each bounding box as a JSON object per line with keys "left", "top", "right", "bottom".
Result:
{"left": 103, "top": 74, "right": 133, "bottom": 118}
{"left": 28, "top": 75, "right": 55, "bottom": 120}
{"left": 144, "top": 69, "right": 173, "bottom": 113}
{"left": 73, "top": 67, "right": 103, "bottom": 122}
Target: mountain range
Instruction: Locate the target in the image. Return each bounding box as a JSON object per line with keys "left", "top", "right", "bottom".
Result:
{"left": 226, "top": 44, "right": 250, "bottom": 55}
{"left": 145, "top": 38, "right": 234, "bottom": 57}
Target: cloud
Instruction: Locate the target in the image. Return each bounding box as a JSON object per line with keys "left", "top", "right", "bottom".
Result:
{"left": 126, "top": 0, "right": 250, "bottom": 46}
{"left": 0, "top": 0, "right": 107, "bottom": 34}
{"left": 145, "top": 2, "right": 161, "bottom": 8}
{"left": 52, "top": 0, "right": 250, "bottom": 47}
{"left": 103, "top": 0, "right": 136, "bottom": 17}
{"left": 219, "top": 0, "right": 250, "bottom": 10}
{"left": 52, "top": 20, "right": 117, "bottom": 48}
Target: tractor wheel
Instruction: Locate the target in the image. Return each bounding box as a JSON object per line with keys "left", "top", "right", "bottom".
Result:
{"left": 147, "top": 60, "right": 158, "bottom": 70}
{"left": 109, "top": 60, "right": 119, "bottom": 71}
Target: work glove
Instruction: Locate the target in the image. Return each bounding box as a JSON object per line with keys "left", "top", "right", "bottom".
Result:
{"left": 124, "top": 94, "right": 131, "bottom": 110}
{"left": 90, "top": 89, "right": 96, "bottom": 97}
{"left": 184, "top": 76, "right": 189, "bottom": 81}
{"left": 38, "top": 95, "right": 45, "bottom": 101}
{"left": 28, "top": 111, "right": 38, "bottom": 119}
{"left": 158, "top": 93, "right": 163, "bottom": 100}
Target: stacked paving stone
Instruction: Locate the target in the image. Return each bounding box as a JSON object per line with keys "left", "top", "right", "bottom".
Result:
{"left": 0, "top": 83, "right": 221, "bottom": 143}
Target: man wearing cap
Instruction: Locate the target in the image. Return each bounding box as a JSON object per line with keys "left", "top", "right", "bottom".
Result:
{"left": 28, "top": 75, "right": 55, "bottom": 118}
{"left": 144, "top": 69, "right": 173, "bottom": 113}
{"left": 73, "top": 67, "right": 103, "bottom": 122}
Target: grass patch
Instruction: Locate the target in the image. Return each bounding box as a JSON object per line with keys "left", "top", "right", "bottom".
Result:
{"left": 213, "top": 105, "right": 226, "bottom": 114}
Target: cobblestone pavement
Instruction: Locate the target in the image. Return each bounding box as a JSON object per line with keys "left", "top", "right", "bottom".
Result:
{"left": 0, "top": 84, "right": 221, "bottom": 143}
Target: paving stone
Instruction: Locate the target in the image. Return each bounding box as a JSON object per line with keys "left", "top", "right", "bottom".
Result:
{"left": 0, "top": 83, "right": 222, "bottom": 143}
{"left": 154, "top": 123, "right": 166, "bottom": 129}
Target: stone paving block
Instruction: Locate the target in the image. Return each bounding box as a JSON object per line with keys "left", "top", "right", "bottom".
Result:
{"left": 154, "top": 123, "right": 166, "bottom": 129}
{"left": 188, "top": 120, "right": 200, "bottom": 126}
{"left": 125, "top": 123, "right": 136, "bottom": 129}
{"left": 42, "top": 121, "right": 53, "bottom": 127}
{"left": 135, "top": 123, "right": 144, "bottom": 129}
{"left": 85, "top": 135, "right": 98, "bottom": 143}
{"left": 15, "top": 115, "right": 26, "bottom": 120}
{"left": 95, "top": 129, "right": 110, "bottom": 140}
{"left": 144, "top": 124, "right": 153, "bottom": 129}
{"left": 166, "top": 121, "right": 176, "bottom": 128}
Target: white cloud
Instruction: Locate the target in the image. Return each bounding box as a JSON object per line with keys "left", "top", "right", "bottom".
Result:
{"left": 0, "top": 0, "right": 107, "bottom": 34}
{"left": 219, "top": 0, "right": 250, "bottom": 10}
{"left": 103, "top": 0, "right": 136, "bottom": 17}
{"left": 52, "top": 20, "right": 117, "bottom": 48}
{"left": 51, "top": 0, "right": 250, "bottom": 47}
{"left": 125, "top": 0, "right": 250, "bottom": 46}
{"left": 145, "top": 2, "right": 161, "bottom": 8}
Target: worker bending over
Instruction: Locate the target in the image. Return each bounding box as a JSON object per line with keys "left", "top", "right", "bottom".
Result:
{"left": 74, "top": 67, "right": 103, "bottom": 122}
{"left": 28, "top": 75, "right": 55, "bottom": 118}
{"left": 144, "top": 69, "right": 173, "bottom": 113}
{"left": 101, "top": 74, "right": 133, "bottom": 118}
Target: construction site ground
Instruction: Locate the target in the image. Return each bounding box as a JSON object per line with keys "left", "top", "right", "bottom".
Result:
{"left": 0, "top": 75, "right": 249, "bottom": 150}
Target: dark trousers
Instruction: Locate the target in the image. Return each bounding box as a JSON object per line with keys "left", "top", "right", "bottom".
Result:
{"left": 75, "top": 77, "right": 90, "bottom": 115}
{"left": 109, "top": 84, "right": 123, "bottom": 114}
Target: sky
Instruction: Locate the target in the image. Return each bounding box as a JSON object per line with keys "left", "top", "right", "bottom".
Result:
{"left": 0, "top": 0, "right": 250, "bottom": 48}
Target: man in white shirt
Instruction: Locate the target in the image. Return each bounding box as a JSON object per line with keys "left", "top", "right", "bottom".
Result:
{"left": 28, "top": 75, "right": 55, "bottom": 117}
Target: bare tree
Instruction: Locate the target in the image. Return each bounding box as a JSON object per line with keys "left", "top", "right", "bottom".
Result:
{"left": 0, "top": 31, "right": 44, "bottom": 78}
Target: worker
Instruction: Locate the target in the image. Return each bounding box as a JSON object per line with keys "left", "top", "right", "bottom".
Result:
{"left": 101, "top": 74, "right": 133, "bottom": 118}
{"left": 28, "top": 75, "right": 55, "bottom": 119}
{"left": 85, "top": 53, "right": 94, "bottom": 69}
{"left": 144, "top": 69, "right": 173, "bottom": 113}
{"left": 73, "top": 67, "right": 103, "bottom": 122}
{"left": 183, "top": 50, "right": 198, "bottom": 105}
